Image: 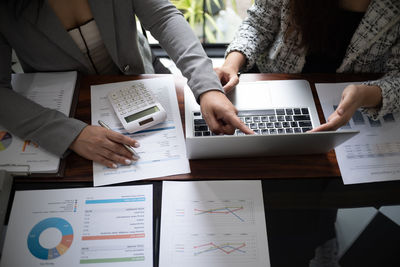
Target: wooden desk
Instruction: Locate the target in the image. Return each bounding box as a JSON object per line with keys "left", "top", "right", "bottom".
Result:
{"left": 14, "top": 73, "right": 382, "bottom": 183}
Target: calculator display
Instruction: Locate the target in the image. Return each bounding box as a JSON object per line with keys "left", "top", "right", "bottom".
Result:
{"left": 124, "top": 106, "right": 160, "bottom": 123}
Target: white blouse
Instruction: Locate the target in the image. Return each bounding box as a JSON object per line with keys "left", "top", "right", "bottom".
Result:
{"left": 68, "top": 19, "right": 120, "bottom": 74}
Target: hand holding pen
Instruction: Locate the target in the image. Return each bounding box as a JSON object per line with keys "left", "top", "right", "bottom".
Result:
{"left": 98, "top": 120, "right": 141, "bottom": 159}
{"left": 69, "top": 121, "right": 140, "bottom": 169}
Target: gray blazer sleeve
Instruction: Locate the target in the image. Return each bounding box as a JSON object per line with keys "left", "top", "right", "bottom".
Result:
{"left": 0, "top": 32, "right": 87, "bottom": 157}
{"left": 133, "top": 0, "right": 224, "bottom": 101}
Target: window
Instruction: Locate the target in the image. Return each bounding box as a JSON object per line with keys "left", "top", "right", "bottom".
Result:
{"left": 141, "top": 0, "right": 253, "bottom": 45}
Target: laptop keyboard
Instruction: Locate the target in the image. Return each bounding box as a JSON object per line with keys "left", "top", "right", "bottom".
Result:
{"left": 193, "top": 108, "right": 313, "bottom": 136}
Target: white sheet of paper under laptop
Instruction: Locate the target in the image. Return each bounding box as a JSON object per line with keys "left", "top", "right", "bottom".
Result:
{"left": 316, "top": 82, "right": 400, "bottom": 184}
{"left": 91, "top": 76, "right": 190, "bottom": 186}
{"left": 185, "top": 80, "right": 358, "bottom": 159}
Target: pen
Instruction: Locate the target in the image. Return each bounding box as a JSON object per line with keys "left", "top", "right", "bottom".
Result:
{"left": 98, "top": 120, "right": 141, "bottom": 159}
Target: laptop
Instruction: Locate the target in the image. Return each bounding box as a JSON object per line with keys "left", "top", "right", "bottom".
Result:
{"left": 185, "top": 80, "right": 359, "bottom": 159}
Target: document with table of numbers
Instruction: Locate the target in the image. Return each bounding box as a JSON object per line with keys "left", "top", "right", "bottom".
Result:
{"left": 0, "top": 185, "right": 153, "bottom": 267}
{"left": 316, "top": 82, "right": 400, "bottom": 184}
{"left": 90, "top": 76, "right": 190, "bottom": 186}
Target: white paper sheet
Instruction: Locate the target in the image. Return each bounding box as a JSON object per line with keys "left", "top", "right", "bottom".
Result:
{"left": 0, "top": 72, "right": 77, "bottom": 173}
{"left": 90, "top": 76, "right": 190, "bottom": 186}
{"left": 316, "top": 82, "right": 400, "bottom": 184}
{"left": 0, "top": 185, "right": 153, "bottom": 267}
{"left": 159, "top": 180, "right": 270, "bottom": 267}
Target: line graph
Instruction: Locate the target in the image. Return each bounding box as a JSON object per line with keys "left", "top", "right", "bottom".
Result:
{"left": 174, "top": 200, "right": 255, "bottom": 225}
{"left": 194, "top": 206, "right": 245, "bottom": 222}
{"left": 172, "top": 233, "right": 258, "bottom": 264}
{"left": 193, "top": 242, "right": 246, "bottom": 256}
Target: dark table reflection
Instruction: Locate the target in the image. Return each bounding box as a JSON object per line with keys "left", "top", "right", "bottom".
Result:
{"left": 262, "top": 179, "right": 400, "bottom": 267}
{"left": 11, "top": 177, "right": 400, "bottom": 267}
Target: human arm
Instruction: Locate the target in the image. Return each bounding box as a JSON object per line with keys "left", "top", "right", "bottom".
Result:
{"left": 214, "top": 51, "right": 247, "bottom": 93}
{"left": 69, "top": 126, "right": 140, "bottom": 168}
{"left": 0, "top": 33, "right": 138, "bottom": 167}
{"left": 313, "top": 20, "right": 400, "bottom": 131}
{"left": 311, "top": 84, "right": 382, "bottom": 131}
{"left": 133, "top": 0, "right": 252, "bottom": 134}
{"left": 224, "top": 0, "right": 283, "bottom": 72}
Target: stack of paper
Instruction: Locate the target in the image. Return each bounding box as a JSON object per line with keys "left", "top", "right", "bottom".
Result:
{"left": 0, "top": 72, "right": 78, "bottom": 175}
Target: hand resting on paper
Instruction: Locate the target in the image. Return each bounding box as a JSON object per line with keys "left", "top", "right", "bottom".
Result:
{"left": 311, "top": 84, "right": 382, "bottom": 132}
{"left": 69, "top": 125, "right": 140, "bottom": 168}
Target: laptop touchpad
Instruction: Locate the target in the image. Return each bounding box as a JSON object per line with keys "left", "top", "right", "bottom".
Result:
{"left": 228, "top": 83, "right": 273, "bottom": 109}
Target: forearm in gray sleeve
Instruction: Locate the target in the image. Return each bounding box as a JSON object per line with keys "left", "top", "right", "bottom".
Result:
{"left": 134, "top": 0, "right": 223, "bottom": 101}
{"left": 0, "top": 88, "right": 87, "bottom": 157}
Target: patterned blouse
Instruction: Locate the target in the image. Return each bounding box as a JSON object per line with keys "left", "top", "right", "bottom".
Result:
{"left": 226, "top": 0, "right": 400, "bottom": 119}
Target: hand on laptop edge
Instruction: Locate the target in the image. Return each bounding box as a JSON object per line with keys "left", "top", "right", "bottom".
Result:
{"left": 311, "top": 84, "right": 382, "bottom": 132}
{"left": 199, "top": 90, "right": 254, "bottom": 135}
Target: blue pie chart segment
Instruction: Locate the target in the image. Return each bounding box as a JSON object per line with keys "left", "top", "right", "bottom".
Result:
{"left": 27, "top": 217, "right": 74, "bottom": 260}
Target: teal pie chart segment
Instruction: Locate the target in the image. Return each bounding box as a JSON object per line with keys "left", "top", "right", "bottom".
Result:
{"left": 27, "top": 217, "right": 73, "bottom": 260}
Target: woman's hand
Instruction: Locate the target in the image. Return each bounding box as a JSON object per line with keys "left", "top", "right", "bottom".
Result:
{"left": 214, "top": 65, "right": 240, "bottom": 93}
{"left": 214, "top": 51, "right": 247, "bottom": 93}
{"left": 69, "top": 125, "right": 140, "bottom": 168}
{"left": 311, "top": 84, "right": 382, "bottom": 132}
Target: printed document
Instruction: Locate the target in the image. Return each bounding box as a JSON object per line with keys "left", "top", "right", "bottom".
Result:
{"left": 0, "top": 185, "right": 153, "bottom": 267}
{"left": 159, "top": 180, "right": 270, "bottom": 267}
{"left": 91, "top": 76, "right": 190, "bottom": 186}
{"left": 316, "top": 82, "right": 400, "bottom": 184}
{"left": 0, "top": 72, "right": 77, "bottom": 174}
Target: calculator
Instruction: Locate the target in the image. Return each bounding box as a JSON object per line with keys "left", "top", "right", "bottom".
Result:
{"left": 108, "top": 81, "right": 167, "bottom": 133}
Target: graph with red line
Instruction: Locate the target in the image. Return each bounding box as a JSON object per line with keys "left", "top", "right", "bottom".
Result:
{"left": 174, "top": 200, "right": 255, "bottom": 225}
{"left": 194, "top": 206, "right": 245, "bottom": 222}
{"left": 193, "top": 241, "right": 247, "bottom": 256}
{"left": 172, "top": 233, "right": 258, "bottom": 264}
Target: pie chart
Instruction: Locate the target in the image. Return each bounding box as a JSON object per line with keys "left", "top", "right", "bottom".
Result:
{"left": 27, "top": 217, "right": 74, "bottom": 260}
{"left": 0, "top": 131, "right": 12, "bottom": 151}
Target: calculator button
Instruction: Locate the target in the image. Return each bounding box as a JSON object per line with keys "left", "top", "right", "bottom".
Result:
{"left": 110, "top": 93, "right": 119, "bottom": 99}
